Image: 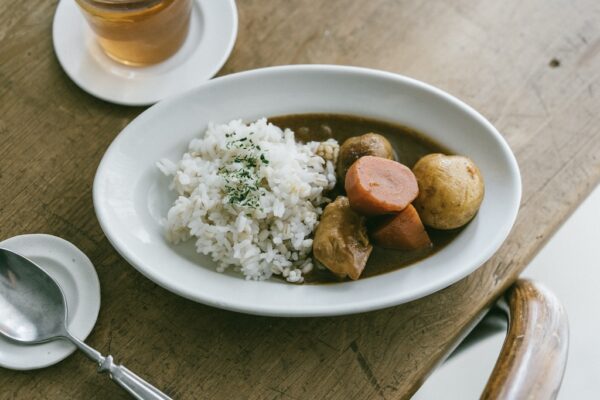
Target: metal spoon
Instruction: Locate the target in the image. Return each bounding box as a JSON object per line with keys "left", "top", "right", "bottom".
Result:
{"left": 0, "top": 248, "right": 171, "bottom": 400}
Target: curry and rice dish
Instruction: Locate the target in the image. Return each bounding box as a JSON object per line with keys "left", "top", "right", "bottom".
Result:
{"left": 158, "top": 114, "right": 484, "bottom": 284}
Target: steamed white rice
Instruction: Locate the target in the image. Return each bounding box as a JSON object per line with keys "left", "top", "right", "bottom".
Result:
{"left": 157, "top": 118, "right": 339, "bottom": 283}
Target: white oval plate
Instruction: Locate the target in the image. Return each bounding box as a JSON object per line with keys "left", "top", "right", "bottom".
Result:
{"left": 0, "top": 234, "right": 100, "bottom": 370}
{"left": 93, "top": 65, "right": 521, "bottom": 317}
{"left": 52, "top": 0, "right": 238, "bottom": 106}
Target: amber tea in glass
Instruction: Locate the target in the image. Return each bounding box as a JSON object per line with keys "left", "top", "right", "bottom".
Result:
{"left": 76, "top": 0, "right": 192, "bottom": 66}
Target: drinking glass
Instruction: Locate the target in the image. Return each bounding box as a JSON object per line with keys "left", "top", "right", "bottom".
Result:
{"left": 75, "top": 0, "right": 192, "bottom": 66}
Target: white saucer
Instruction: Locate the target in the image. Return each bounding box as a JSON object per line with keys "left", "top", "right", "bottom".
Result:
{"left": 0, "top": 234, "right": 101, "bottom": 370}
{"left": 52, "top": 0, "right": 238, "bottom": 106}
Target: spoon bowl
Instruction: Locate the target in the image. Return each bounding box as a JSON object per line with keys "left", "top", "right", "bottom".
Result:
{"left": 0, "top": 249, "right": 67, "bottom": 343}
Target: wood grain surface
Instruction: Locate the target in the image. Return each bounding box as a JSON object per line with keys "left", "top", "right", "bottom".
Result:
{"left": 482, "top": 280, "right": 568, "bottom": 400}
{"left": 1, "top": 0, "right": 599, "bottom": 399}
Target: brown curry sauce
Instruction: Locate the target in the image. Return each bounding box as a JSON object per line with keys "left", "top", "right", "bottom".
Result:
{"left": 268, "top": 114, "right": 465, "bottom": 283}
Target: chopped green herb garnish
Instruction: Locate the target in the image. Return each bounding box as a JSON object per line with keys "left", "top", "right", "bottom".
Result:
{"left": 218, "top": 135, "right": 270, "bottom": 208}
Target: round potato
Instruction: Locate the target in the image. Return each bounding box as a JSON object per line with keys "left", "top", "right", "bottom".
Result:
{"left": 412, "top": 154, "right": 484, "bottom": 230}
{"left": 337, "top": 133, "right": 394, "bottom": 181}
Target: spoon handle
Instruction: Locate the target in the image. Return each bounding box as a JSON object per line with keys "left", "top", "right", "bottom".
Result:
{"left": 65, "top": 332, "right": 171, "bottom": 399}
{"left": 99, "top": 356, "right": 172, "bottom": 400}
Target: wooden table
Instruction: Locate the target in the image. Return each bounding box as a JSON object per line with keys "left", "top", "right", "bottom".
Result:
{"left": 1, "top": 0, "right": 599, "bottom": 398}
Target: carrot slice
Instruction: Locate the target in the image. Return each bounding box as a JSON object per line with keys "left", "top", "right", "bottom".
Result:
{"left": 344, "top": 156, "right": 418, "bottom": 216}
{"left": 370, "top": 204, "right": 432, "bottom": 250}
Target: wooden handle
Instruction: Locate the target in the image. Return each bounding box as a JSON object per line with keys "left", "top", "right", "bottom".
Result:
{"left": 481, "top": 279, "right": 568, "bottom": 399}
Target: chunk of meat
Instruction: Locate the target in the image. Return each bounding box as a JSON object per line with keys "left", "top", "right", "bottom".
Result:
{"left": 345, "top": 156, "right": 419, "bottom": 216}
{"left": 337, "top": 133, "right": 395, "bottom": 181}
{"left": 312, "top": 196, "right": 373, "bottom": 280}
{"left": 370, "top": 205, "right": 432, "bottom": 250}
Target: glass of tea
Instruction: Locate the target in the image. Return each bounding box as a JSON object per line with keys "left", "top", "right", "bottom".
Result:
{"left": 75, "top": 0, "right": 192, "bottom": 66}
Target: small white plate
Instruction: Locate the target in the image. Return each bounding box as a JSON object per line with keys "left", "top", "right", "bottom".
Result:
{"left": 93, "top": 65, "right": 521, "bottom": 317}
{"left": 0, "top": 234, "right": 101, "bottom": 370}
{"left": 52, "top": 0, "right": 238, "bottom": 106}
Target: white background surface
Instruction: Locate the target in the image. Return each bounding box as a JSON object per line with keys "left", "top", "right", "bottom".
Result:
{"left": 413, "top": 184, "right": 600, "bottom": 398}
